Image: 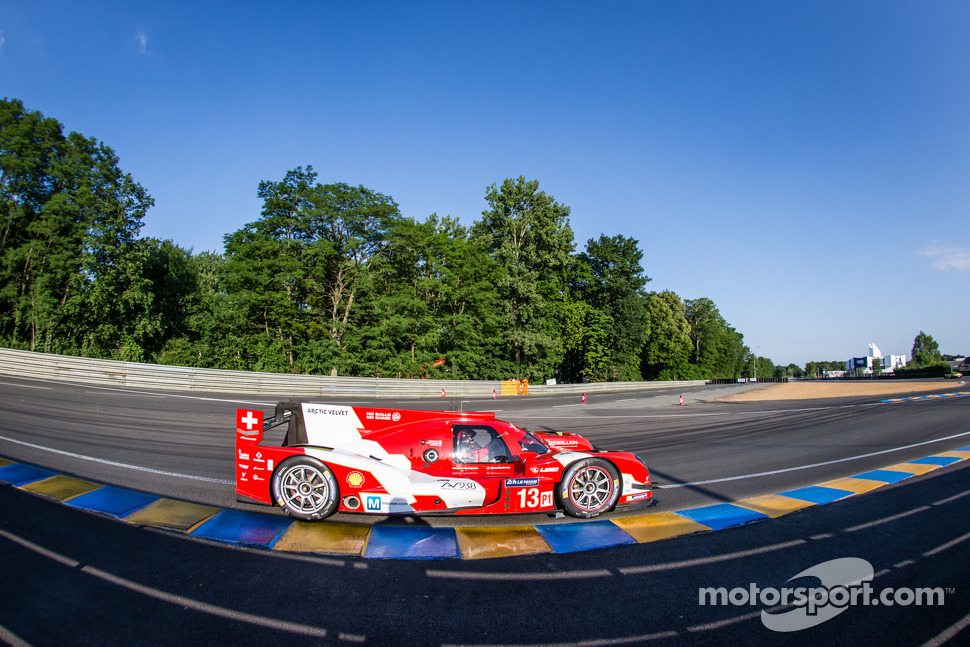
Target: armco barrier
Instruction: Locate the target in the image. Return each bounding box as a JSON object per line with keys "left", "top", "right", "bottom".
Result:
{"left": 0, "top": 348, "right": 706, "bottom": 398}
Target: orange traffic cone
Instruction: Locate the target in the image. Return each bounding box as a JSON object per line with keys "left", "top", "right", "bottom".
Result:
{"left": 582, "top": 393, "right": 587, "bottom": 404}
{"left": 492, "top": 389, "right": 497, "bottom": 400}
{"left": 442, "top": 388, "right": 446, "bottom": 398}
{"left": 679, "top": 395, "right": 684, "bottom": 406}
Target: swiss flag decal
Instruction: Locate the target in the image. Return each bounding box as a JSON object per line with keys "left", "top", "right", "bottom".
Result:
{"left": 236, "top": 409, "right": 263, "bottom": 435}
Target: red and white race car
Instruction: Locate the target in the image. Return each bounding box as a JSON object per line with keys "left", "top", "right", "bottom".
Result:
{"left": 235, "top": 403, "right": 654, "bottom": 521}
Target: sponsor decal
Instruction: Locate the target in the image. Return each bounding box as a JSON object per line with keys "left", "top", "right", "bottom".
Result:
{"left": 306, "top": 407, "right": 350, "bottom": 416}
{"left": 627, "top": 492, "right": 652, "bottom": 501}
{"left": 541, "top": 491, "right": 553, "bottom": 507}
{"left": 346, "top": 471, "right": 365, "bottom": 488}
{"left": 441, "top": 481, "right": 477, "bottom": 490}
{"left": 365, "top": 495, "right": 382, "bottom": 512}
{"left": 365, "top": 410, "right": 403, "bottom": 422}
{"left": 237, "top": 463, "right": 249, "bottom": 470}
{"left": 253, "top": 474, "right": 264, "bottom": 481}
{"left": 237, "top": 450, "right": 250, "bottom": 461}
{"left": 425, "top": 439, "right": 442, "bottom": 447}
{"left": 545, "top": 439, "right": 584, "bottom": 450}
{"left": 505, "top": 478, "right": 540, "bottom": 488}
{"left": 237, "top": 410, "right": 261, "bottom": 432}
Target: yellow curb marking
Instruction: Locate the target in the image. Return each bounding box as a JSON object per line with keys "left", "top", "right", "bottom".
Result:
{"left": 20, "top": 475, "right": 103, "bottom": 501}
{"left": 733, "top": 494, "right": 817, "bottom": 518}
{"left": 612, "top": 511, "right": 711, "bottom": 543}
{"left": 125, "top": 498, "right": 221, "bottom": 531}
{"left": 455, "top": 526, "right": 553, "bottom": 560}
{"left": 273, "top": 520, "right": 371, "bottom": 555}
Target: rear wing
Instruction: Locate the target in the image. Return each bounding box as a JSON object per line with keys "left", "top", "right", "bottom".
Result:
{"left": 236, "top": 402, "right": 496, "bottom": 448}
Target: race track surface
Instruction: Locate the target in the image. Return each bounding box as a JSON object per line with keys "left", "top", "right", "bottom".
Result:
{"left": 1, "top": 377, "right": 969, "bottom": 645}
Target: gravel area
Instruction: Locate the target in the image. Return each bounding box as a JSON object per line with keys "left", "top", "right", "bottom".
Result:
{"left": 714, "top": 379, "right": 965, "bottom": 402}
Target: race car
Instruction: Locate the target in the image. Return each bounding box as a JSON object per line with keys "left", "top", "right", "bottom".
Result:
{"left": 235, "top": 402, "right": 654, "bottom": 521}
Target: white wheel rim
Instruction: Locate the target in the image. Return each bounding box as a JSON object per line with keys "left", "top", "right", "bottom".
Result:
{"left": 280, "top": 465, "right": 331, "bottom": 514}
{"left": 569, "top": 466, "right": 613, "bottom": 511}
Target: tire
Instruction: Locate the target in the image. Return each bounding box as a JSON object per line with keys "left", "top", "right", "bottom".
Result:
{"left": 557, "top": 458, "right": 621, "bottom": 519}
{"left": 272, "top": 457, "right": 340, "bottom": 521}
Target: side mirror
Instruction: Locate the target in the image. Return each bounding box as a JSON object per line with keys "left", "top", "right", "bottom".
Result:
{"left": 517, "top": 451, "right": 538, "bottom": 472}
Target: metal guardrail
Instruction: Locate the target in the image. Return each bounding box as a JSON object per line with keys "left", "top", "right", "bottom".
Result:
{"left": 0, "top": 347, "right": 706, "bottom": 398}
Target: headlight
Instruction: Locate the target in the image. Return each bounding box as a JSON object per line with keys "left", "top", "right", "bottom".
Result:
{"left": 634, "top": 454, "right": 650, "bottom": 484}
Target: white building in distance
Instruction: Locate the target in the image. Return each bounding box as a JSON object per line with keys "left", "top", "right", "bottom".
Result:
{"left": 846, "top": 343, "right": 907, "bottom": 375}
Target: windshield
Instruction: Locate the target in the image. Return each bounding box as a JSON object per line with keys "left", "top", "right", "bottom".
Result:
{"left": 518, "top": 432, "right": 550, "bottom": 455}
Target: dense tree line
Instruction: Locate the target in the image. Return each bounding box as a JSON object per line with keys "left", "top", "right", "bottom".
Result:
{"left": 1, "top": 98, "right": 756, "bottom": 382}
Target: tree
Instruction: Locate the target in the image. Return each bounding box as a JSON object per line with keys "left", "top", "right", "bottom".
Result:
{"left": 742, "top": 354, "right": 775, "bottom": 380}
{"left": 785, "top": 363, "right": 804, "bottom": 378}
{"left": 641, "top": 291, "right": 692, "bottom": 380}
{"left": 572, "top": 235, "right": 651, "bottom": 381}
{"left": 303, "top": 181, "right": 400, "bottom": 369}
{"left": 223, "top": 167, "right": 402, "bottom": 375}
{"left": 350, "top": 214, "right": 505, "bottom": 379}
{"left": 139, "top": 239, "right": 202, "bottom": 363}
{"left": 473, "top": 177, "right": 574, "bottom": 380}
{"left": 222, "top": 167, "right": 315, "bottom": 372}
{"left": 163, "top": 250, "right": 254, "bottom": 371}
{"left": 911, "top": 331, "right": 942, "bottom": 368}
{"left": 555, "top": 289, "right": 613, "bottom": 383}
{"left": 0, "top": 98, "right": 153, "bottom": 358}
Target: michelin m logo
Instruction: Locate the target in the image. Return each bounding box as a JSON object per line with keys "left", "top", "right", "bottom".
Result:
{"left": 365, "top": 496, "right": 382, "bottom": 512}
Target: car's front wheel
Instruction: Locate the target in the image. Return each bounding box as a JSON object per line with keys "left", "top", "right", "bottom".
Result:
{"left": 558, "top": 458, "right": 621, "bottom": 518}
{"left": 272, "top": 457, "right": 339, "bottom": 521}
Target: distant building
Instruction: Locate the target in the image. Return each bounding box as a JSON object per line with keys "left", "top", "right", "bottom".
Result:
{"left": 846, "top": 343, "right": 907, "bottom": 375}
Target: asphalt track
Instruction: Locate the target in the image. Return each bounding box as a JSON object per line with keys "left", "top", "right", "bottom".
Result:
{"left": 1, "top": 377, "right": 969, "bottom": 645}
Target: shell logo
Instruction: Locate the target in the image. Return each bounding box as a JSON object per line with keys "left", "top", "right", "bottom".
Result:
{"left": 346, "top": 471, "right": 365, "bottom": 488}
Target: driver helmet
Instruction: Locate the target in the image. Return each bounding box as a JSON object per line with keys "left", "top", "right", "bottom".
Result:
{"left": 457, "top": 428, "right": 477, "bottom": 452}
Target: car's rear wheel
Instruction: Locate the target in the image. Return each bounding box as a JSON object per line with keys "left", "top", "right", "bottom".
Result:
{"left": 272, "top": 457, "right": 339, "bottom": 521}
{"left": 558, "top": 458, "right": 621, "bottom": 518}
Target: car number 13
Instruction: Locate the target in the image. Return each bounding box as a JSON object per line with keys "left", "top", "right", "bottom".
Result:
{"left": 517, "top": 487, "right": 551, "bottom": 509}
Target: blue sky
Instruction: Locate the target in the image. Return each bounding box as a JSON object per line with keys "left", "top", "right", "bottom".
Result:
{"left": 3, "top": 1, "right": 968, "bottom": 367}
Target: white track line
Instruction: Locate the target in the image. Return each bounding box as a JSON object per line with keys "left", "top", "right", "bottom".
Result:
{"left": 0, "top": 434, "right": 232, "bottom": 484}
{"left": 656, "top": 430, "right": 970, "bottom": 489}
